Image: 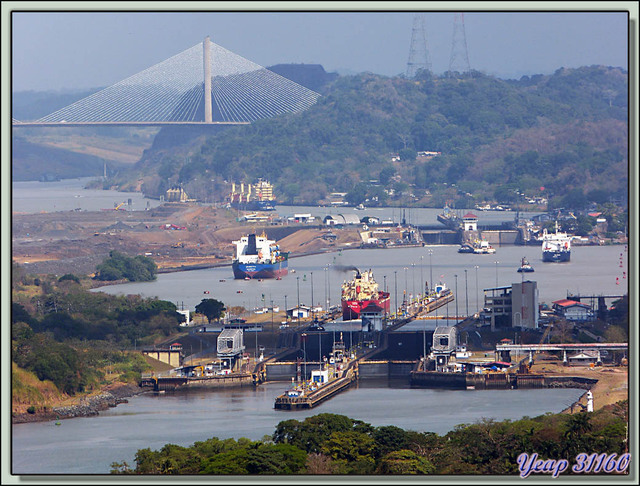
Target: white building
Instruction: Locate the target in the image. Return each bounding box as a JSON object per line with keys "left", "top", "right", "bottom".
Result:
{"left": 552, "top": 299, "right": 595, "bottom": 322}
{"left": 462, "top": 212, "right": 478, "bottom": 231}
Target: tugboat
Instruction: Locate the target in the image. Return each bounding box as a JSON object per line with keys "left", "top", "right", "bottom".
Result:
{"left": 457, "top": 243, "right": 475, "bottom": 254}
{"left": 517, "top": 257, "right": 535, "bottom": 273}
{"left": 472, "top": 240, "right": 496, "bottom": 254}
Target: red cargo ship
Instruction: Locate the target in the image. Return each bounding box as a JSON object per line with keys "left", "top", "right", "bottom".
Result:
{"left": 341, "top": 269, "right": 390, "bottom": 321}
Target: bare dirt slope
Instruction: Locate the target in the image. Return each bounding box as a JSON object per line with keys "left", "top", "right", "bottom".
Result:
{"left": 12, "top": 203, "right": 361, "bottom": 276}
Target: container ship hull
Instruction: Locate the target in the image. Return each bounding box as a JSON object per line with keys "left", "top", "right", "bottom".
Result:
{"left": 542, "top": 250, "right": 570, "bottom": 263}
{"left": 342, "top": 293, "right": 390, "bottom": 321}
{"left": 232, "top": 260, "right": 288, "bottom": 280}
{"left": 232, "top": 233, "right": 288, "bottom": 279}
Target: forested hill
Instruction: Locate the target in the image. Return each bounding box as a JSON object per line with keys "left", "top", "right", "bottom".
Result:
{"left": 114, "top": 65, "right": 629, "bottom": 209}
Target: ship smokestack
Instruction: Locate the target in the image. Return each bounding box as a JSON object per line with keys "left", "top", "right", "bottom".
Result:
{"left": 246, "top": 234, "right": 258, "bottom": 255}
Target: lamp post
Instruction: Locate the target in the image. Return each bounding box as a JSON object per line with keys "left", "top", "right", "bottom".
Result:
{"left": 429, "top": 249, "right": 433, "bottom": 294}
{"left": 296, "top": 276, "right": 300, "bottom": 321}
{"left": 404, "top": 267, "right": 408, "bottom": 306}
{"left": 324, "top": 266, "right": 328, "bottom": 312}
{"left": 411, "top": 263, "right": 416, "bottom": 303}
{"left": 327, "top": 264, "right": 331, "bottom": 311}
{"left": 420, "top": 255, "right": 424, "bottom": 298}
{"left": 464, "top": 269, "right": 468, "bottom": 317}
{"left": 319, "top": 330, "right": 322, "bottom": 370}
{"left": 301, "top": 333, "right": 307, "bottom": 385}
{"left": 495, "top": 261, "right": 499, "bottom": 288}
{"left": 394, "top": 271, "right": 398, "bottom": 319}
{"left": 284, "top": 295, "right": 288, "bottom": 322}
{"left": 474, "top": 265, "right": 479, "bottom": 313}
{"left": 455, "top": 274, "right": 459, "bottom": 324}
{"left": 311, "top": 271, "right": 314, "bottom": 317}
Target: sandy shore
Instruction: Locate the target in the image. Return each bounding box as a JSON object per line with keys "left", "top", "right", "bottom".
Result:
{"left": 528, "top": 361, "right": 629, "bottom": 412}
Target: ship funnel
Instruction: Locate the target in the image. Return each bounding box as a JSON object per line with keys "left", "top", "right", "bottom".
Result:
{"left": 246, "top": 234, "right": 258, "bottom": 255}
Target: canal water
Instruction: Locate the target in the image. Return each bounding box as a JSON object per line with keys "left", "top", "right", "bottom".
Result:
{"left": 12, "top": 381, "right": 585, "bottom": 475}
{"left": 94, "top": 244, "right": 629, "bottom": 326}
{"left": 11, "top": 179, "right": 629, "bottom": 475}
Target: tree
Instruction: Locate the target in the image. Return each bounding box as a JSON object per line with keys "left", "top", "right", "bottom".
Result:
{"left": 377, "top": 450, "right": 436, "bottom": 475}
{"left": 95, "top": 251, "right": 157, "bottom": 282}
{"left": 195, "top": 298, "right": 225, "bottom": 323}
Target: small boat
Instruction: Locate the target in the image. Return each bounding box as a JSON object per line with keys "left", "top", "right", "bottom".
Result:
{"left": 219, "top": 279, "right": 226, "bottom": 282}
{"left": 473, "top": 240, "right": 496, "bottom": 254}
{"left": 458, "top": 244, "right": 475, "bottom": 254}
{"left": 236, "top": 290, "right": 243, "bottom": 294}
{"left": 517, "top": 257, "right": 535, "bottom": 273}
{"left": 203, "top": 290, "right": 210, "bottom": 294}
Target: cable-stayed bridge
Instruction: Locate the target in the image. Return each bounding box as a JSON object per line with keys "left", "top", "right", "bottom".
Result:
{"left": 13, "top": 37, "right": 321, "bottom": 127}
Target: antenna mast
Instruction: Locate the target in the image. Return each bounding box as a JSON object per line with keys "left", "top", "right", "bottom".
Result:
{"left": 448, "top": 13, "right": 471, "bottom": 76}
{"left": 406, "top": 14, "right": 432, "bottom": 78}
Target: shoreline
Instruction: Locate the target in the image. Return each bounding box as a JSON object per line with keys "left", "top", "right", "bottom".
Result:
{"left": 12, "top": 382, "right": 147, "bottom": 425}
{"left": 13, "top": 364, "right": 628, "bottom": 425}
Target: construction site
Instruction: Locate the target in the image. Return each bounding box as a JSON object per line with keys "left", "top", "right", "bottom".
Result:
{"left": 12, "top": 202, "right": 363, "bottom": 278}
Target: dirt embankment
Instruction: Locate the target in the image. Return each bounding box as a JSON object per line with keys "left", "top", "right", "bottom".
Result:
{"left": 12, "top": 203, "right": 362, "bottom": 276}
{"left": 528, "top": 361, "right": 628, "bottom": 412}
{"left": 12, "top": 382, "right": 144, "bottom": 424}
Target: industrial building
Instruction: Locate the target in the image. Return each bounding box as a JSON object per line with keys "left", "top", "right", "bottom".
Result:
{"left": 482, "top": 280, "right": 539, "bottom": 330}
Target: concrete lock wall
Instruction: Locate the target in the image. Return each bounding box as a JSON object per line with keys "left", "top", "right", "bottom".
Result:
{"left": 265, "top": 363, "right": 298, "bottom": 381}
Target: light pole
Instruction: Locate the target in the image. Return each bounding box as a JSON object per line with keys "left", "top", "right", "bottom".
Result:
{"left": 411, "top": 263, "right": 416, "bottom": 303}
{"left": 327, "top": 264, "right": 331, "bottom": 311}
{"left": 319, "top": 330, "right": 322, "bottom": 370}
{"left": 297, "top": 276, "right": 300, "bottom": 320}
{"left": 455, "top": 274, "right": 459, "bottom": 324}
{"left": 420, "top": 255, "right": 424, "bottom": 298}
{"left": 464, "top": 269, "right": 468, "bottom": 317}
{"left": 474, "top": 265, "right": 479, "bottom": 313}
{"left": 429, "top": 249, "right": 433, "bottom": 294}
{"left": 284, "top": 295, "right": 288, "bottom": 322}
{"left": 324, "top": 266, "right": 328, "bottom": 312}
{"left": 404, "top": 267, "right": 408, "bottom": 306}
{"left": 495, "top": 261, "right": 499, "bottom": 288}
{"left": 301, "top": 333, "right": 307, "bottom": 385}
{"left": 311, "top": 271, "right": 314, "bottom": 317}
{"left": 394, "top": 271, "right": 398, "bottom": 318}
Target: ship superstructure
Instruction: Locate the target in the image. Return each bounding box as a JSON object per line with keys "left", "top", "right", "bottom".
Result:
{"left": 341, "top": 269, "right": 390, "bottom": 321}
{"left": 228, "top": 179, "right": 276, "bottom": 211}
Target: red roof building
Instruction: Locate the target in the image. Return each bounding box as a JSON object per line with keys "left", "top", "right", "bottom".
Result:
{"left": 552, "top": 299, "right": 595, "bottom": 322}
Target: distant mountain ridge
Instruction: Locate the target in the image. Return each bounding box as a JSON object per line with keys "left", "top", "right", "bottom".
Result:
{"left": 11, "top": 64, "right": 628, "bottom": 212}
{"left": 126, "top": 65, "right": 628, "bottom": 209}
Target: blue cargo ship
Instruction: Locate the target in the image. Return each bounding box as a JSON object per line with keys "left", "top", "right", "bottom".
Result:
{"left": 232, "top": 233, "right": 288, "bottom": 279}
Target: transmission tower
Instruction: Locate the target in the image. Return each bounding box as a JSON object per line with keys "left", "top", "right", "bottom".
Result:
{"left": 406, "top": 14, "right": 432, "bottom": 78}
{"left": 448, "top": 13, "right": 471, "bottom": 76}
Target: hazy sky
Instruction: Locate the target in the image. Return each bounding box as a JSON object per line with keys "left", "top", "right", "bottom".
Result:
{"left": 8, "top": 6, "right": 633, "bottom": 92}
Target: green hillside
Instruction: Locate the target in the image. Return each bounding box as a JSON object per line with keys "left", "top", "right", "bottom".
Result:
{"left": 126, "top": 65, "right": 627, "bottom": 210}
